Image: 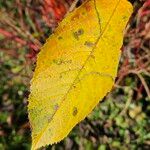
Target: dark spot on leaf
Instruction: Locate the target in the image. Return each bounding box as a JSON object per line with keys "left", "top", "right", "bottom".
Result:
{"left": 122, "top": 16, "right": 127, "bottom": 20}
{"left": 84, "top": 41, "right": 95, "bottom": 47}
{"left": 78, "top": 29, "right": 84, "bottom": 35}
{"left": 73, "top": 28, "right": 84, "bottom": 40}
{"left": 85, "top": 4, "right": 91, "bottom": 11}
{"left": 72, "top": 107, "right": 78, "bottom": 116}
{"left": 58, "top": 36, "right": 63, "bottom": 40}
{"left": 54, "top": 104, "right": 59, "bottom": 110}
{"left": 91, "top": 54, "right": 95, "bottom": 59}
{"left": 82, "top": 12, "right": 86, "bottom": 15}
{"left": 53, "top": 59, "right": 72, "bottom": 65}
{"left": 71, "top": 14, "right": 80, "bottom": 21}
{"left": 53, "top": 59, "right": 63, "bottom": 65}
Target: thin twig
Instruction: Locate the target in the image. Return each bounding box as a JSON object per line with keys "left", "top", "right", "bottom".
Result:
{"left": 119, "top": 89, "right": 133, "bottom": 115}
{"left": 128, "top": 70, "right": 150, "bottom": 98}
{"left": 65, "top": 0, "right": 79, "bottom": 17}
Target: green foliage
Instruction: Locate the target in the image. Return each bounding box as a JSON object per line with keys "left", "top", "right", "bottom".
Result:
{"left": 0, "top": 51, "right": 31, "bottom": 150}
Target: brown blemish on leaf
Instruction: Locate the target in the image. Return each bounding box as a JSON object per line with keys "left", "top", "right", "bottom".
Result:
{"left": 78, "top": 29, "right": 84, "bottom": 35}
{"left": 71, "top": 14, "right": 80, "bottom": 21}
{"left": 54, "top": 104, "right": 59, "bottom": 111}
{"left": 53, "top": 59, "right": 63, "bottom": 65}
{"left": 85, "top": 4, "right": 91, "bottom": 11}
{"left": 73, "top": 29, "right": 84, "bottom": 40}
{"left": 84, "top": 41, "right": 95, "bottom": 48}
{"left": 58, "top": 36, "right": 63, "bottom": 40}
{"left": 53, "top": 59, "right": 72, "bottom": 65}
{"left": 91, "top": 54, "right": 95, "bottom": 59}
{"left": 82, "top": 12, "right": 86, "bottom": 15}
{"left": 72, "top": 107, "right": 78, "bottom": 116}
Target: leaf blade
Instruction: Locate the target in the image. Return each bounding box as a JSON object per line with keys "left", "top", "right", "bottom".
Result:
{"left": 28, "top": 0, "right": 132, "bottom": 149}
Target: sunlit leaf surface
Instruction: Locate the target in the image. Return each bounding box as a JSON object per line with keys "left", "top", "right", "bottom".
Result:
{"left": 28, "top": 0, "right": 132, "bottom": 149}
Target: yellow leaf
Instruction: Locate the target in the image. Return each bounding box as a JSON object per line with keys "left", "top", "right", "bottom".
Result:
{"left": 28, "top": 0, "right": 132, "bottom": 149}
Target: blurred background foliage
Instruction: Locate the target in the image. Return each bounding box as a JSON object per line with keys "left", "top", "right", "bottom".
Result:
{"left": 0, "top": 0, "right": 150, "bottom": 149}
